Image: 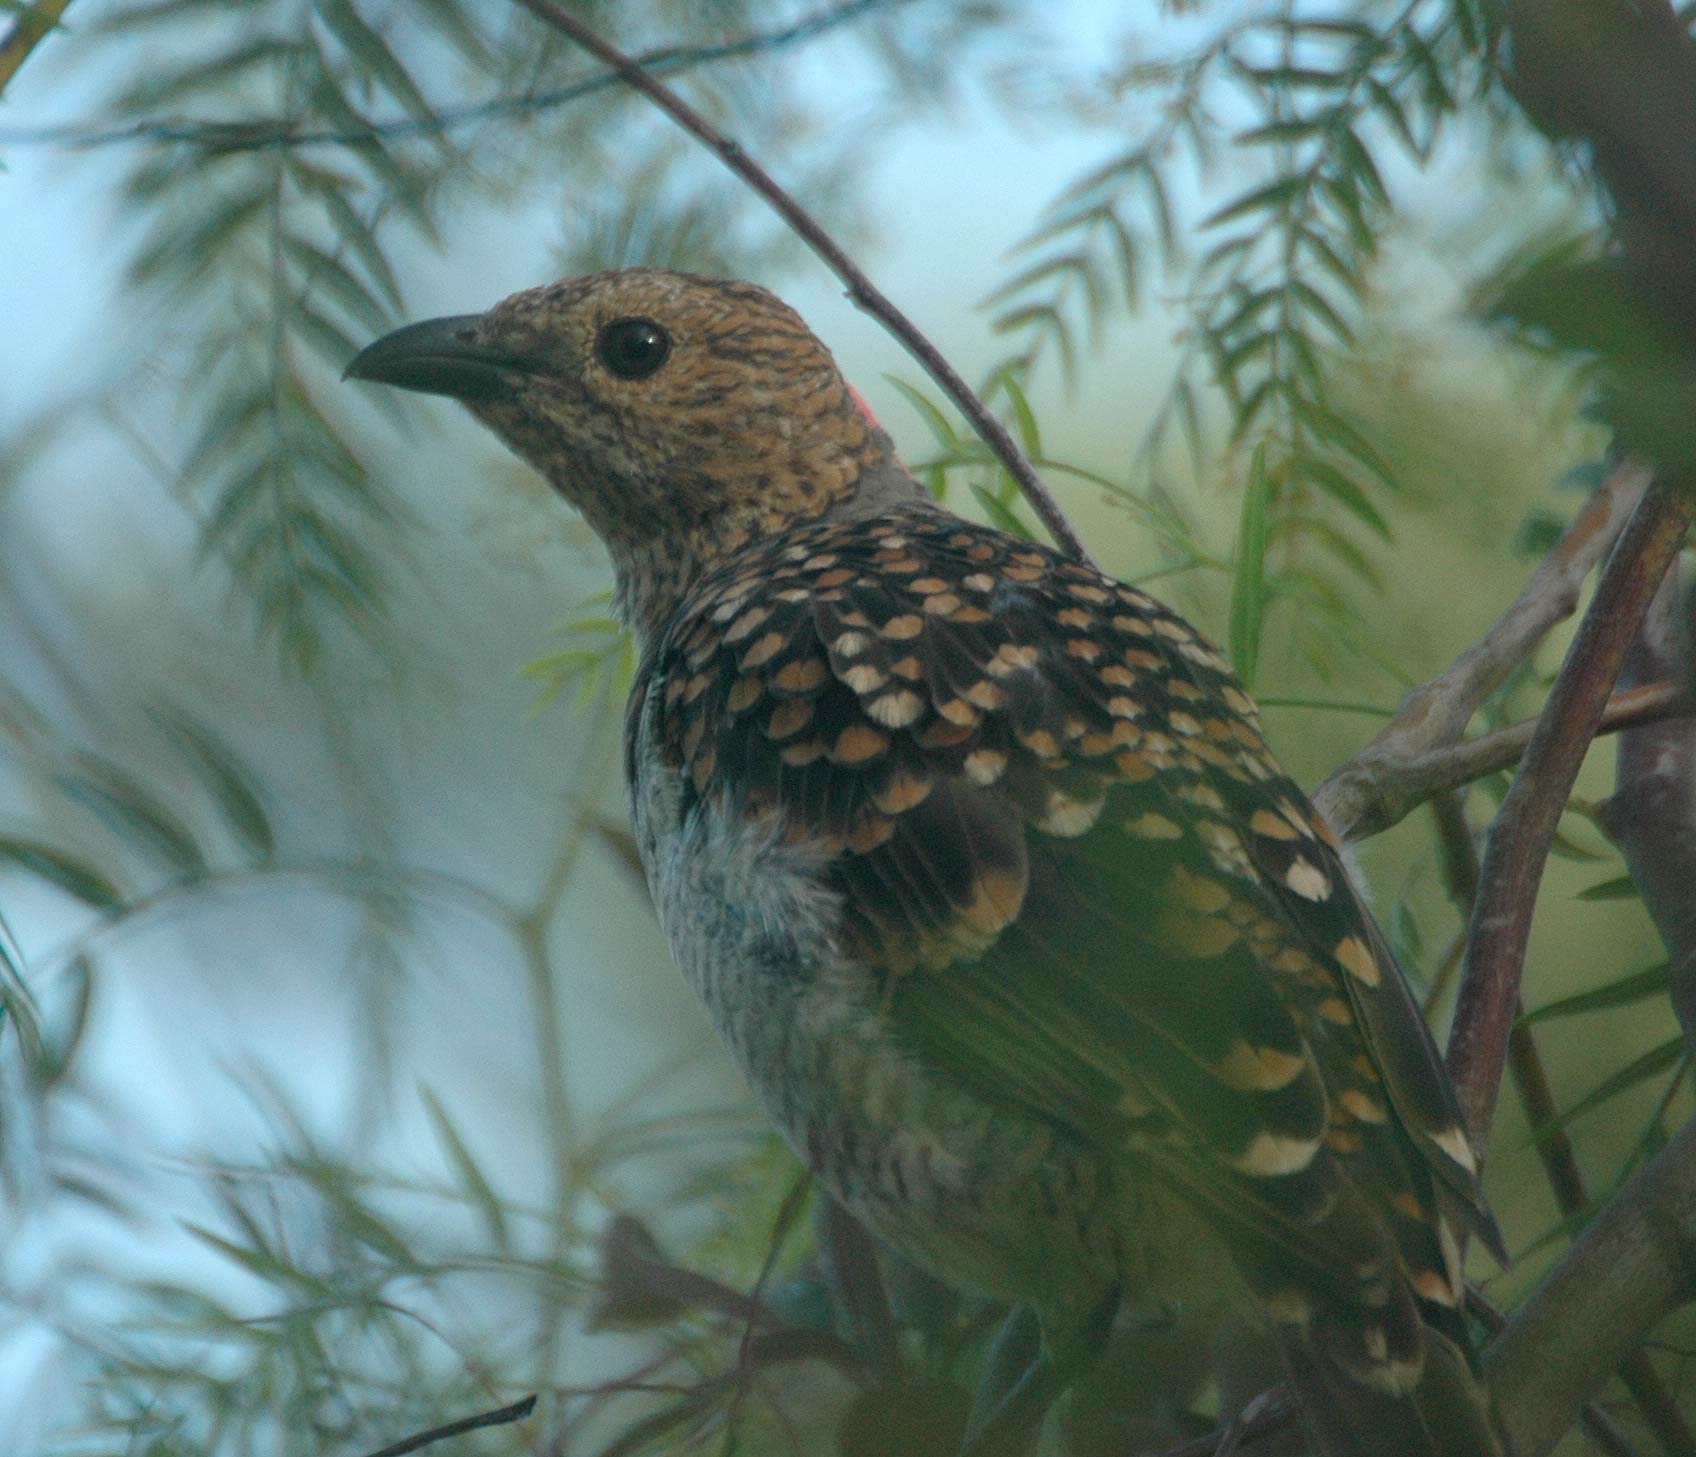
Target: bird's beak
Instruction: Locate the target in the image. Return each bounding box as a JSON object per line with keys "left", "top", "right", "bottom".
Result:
{"left": 343, "top": 314, "right": 541, "bottom": 402}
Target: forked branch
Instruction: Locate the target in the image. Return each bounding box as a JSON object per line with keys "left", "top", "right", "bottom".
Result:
{"left": 1314, "top": 460, "right": 1653, "bottom": 841}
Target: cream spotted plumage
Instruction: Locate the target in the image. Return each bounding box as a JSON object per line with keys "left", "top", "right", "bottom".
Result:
{"left": 348, "top": 267, "right": 1503, "bottom": 1457}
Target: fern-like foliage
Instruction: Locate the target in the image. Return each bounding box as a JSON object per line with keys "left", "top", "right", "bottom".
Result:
{"left": 103, "top": 0, "right": 474, "bottom": 672}
{"left": 980, "top": 0, "right": 1507, "bottom": 683}
{"left": 71, "top": 0, "right": 1007, "bottom": 676}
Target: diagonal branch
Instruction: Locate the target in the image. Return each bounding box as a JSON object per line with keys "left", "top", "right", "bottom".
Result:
{"left": 1429, "top": 793, "right": 1695, "bottom": 1456}
{"left": 1485, "top": 1114, "right": 1696, "bottom": 1457}
{"left": 509, "top": 0, "right": 1092, "bottom": 567}
{"left": 1446, "top": 480, "right": 1695, "bottom": 1156}
{"left": 1314, "top": 460, "right": 1652, "bottom": 840}
{"left": 0, "top": 0, "right": 73, "bottom": 100}
{"left": 1598, "top": 560, "right": 1696, "bottom": 1053}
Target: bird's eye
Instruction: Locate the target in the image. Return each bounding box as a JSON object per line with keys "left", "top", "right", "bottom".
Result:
{"left": 596, "top": 317, "right": 672, "bottom": 380}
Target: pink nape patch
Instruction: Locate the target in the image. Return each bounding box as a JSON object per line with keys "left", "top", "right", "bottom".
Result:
{"left": 848, "top": 384, "right": 881, "bottom": 427}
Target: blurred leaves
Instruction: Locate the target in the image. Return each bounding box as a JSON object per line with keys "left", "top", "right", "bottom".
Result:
{"left": 523, "top": 600, "right": 634, "bottom": 711}
{"left": 111, "top": 2, "right": 450, "bottom": 672}
{"left": 1521, "top": 962, "right": 1671, "bottom": 1026}
{"left": 975, "top": 1, "right": 1507, "bottom": 671}
{"left": 4, "top": 2, "right": 1696, "bottom": 1455}
{"left": 57, "top": 0, "right": 1002, "bottom": 676}
{"left": 1228, "top": 440, "right": 1272, "bottom": 685}
{"left": 64, "top": 1086, "right": 590, "bottom": 1457}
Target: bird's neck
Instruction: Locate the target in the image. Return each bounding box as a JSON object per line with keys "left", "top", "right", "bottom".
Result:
{"left": 607, "top": 433, "right": 927, "bottom": 646}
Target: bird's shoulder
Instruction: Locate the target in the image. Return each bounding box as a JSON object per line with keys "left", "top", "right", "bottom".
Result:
{"left": 637, "top": 500, "right": 1266, "bottom": 824}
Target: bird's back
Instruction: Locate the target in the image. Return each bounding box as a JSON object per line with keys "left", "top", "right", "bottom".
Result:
{"left": 627, "top": 499, "right": 1500, "bottom": 1453}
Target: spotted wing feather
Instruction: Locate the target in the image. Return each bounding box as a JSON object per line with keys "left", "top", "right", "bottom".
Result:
{"left": 648, "top": 502, "right": 1494, "bottom": 1387}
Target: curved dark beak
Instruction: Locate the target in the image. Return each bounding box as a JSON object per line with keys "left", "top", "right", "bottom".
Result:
{"left": 343, "top": 314, "right": 541, "bottom": 402}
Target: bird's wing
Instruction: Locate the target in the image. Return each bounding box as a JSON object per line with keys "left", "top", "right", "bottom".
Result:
{"left": 651, "top": 502, "right": 1496, "bottom": 1374}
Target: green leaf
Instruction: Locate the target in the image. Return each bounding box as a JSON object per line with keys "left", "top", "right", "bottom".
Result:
{"left": 595, "top": 1390, "right": 719, "bottom": 1457}
{"left": 883, "top": 376, "right": 959, "bottom": 450}
{"left": 994, "top": 370, "right": 1042, "bottom": 456}
{"left": 281, "top": 235, "right": 390, "bottom": 332}
{"left": 56, "top": 759, "right": 207, "bottom": 878}
{"left": 1333, "top": 123, "right": 1388, "bottom": 206}
{"left": 158, "top": 712, "right": 275, "bottom": 861}
{"left": 970, "top": 483, "right": 1032, "bottom": 540}
{"left": 1228, "top": 443, "right": 1273, "bottom": 687}
{"left": 980, "top": 248, "right": 1086, "bottom": 310}
{"left": 288, "top": 295, "right": 363, "bottom": 368}
{"left": 183, "top": 1221, "right": 337, "bottom": 1297}
{"left": 1229, "top": 377, "right": 1275, "bottom": 441}
{"left": 182, "top": 389, "right": 268, "bottom": 481}
{"left": 1301, "top": 458, "right": 1392, "bottom": 538}
{"left": 1105, "top": 206, "right": 1141, "bottom": 305}
{"left": 1528, "top": 1037, "right": 1687, "bottom": 1141}
{"left": 129, "top": 188, "right": 270, "bottom": 290}
{"left": 0, "top": 836, "right": 123, "bottom": 909}
{"left": 1366, "top": 75, "right": 1422, "bottom": 157}
{"left": 1546, "top": 826, "right": 1607, "bottom": 863}
{"left": 1290, "top": 516, "right": 1385, "bottom": 591}
{"left": 991, "top": 302, "right": 1076, "bottom": 380}
{"left": 1139, "top": 163, "right": 1177, "bottom": 261}
{"left": 294, "top": 162, "right": 405, "bottom": 311}
{"left": 1519, "top": 964, "right": 1670, "bottom": 1025}
{"left": 1575, "top": 874, "right": 1641, "bottom": 902}
{"left": 1293, "top": 399, "right": 1396, "bottom": 490}
{"left": 1289, "top": 278, "right": 1355, "bottom": 345}
{"left": 314, "top": 0, "right": 439, "bottom": 128}
{"left": 1201, "top": 176, "right": 1303, "bottom": 231}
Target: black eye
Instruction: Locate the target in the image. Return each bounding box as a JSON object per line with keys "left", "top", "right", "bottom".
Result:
{"left": 596, "top": 317, "right": 672, "bottom": 379}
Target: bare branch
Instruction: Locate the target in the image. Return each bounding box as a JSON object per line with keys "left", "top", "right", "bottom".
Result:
{"left": 1485, "top": 1116, "right": 1696, "bottom": 1457}
{"left": 1314, "top": 460, "right": 1652, "bottom": 841}
{"left": 1598, "top": 561, "right": 1696, "bottom": 1052}
{"left": 1430, "top": 794, "right": 1695, "bottom": 1454}
{"left": 0, "top": 0, "right": 73, "bottom": 101}
{"left": 510, "top": 0, "right": 1094, "bottom": 567}
{"left": 1324, "top": 679, "right": 1694, "bottom": 841}
{"left": 1447, "top": 481, "right": 1695, "bottom": 1156}
{"left": 359, "top": 1394, "right": 537, "bottom": 1457}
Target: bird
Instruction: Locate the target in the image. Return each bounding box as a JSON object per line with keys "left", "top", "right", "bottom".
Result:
{"left": 346, "top": 267, "right": 1505, "bottom": 1457}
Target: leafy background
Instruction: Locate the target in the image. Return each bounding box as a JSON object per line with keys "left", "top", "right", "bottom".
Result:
{"left": 0, "top": 1, "right": 1684, "bottom": 1453}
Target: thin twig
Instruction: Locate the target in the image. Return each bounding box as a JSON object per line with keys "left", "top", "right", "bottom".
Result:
{"left": 0, "top": 0, "right": 890, "bottom": 149}
{"left": 357, "top": 1394, "right": 537, "bottom": 1457}
{"left": 1447, "top": 482, "right": 1695, "bottom": 1158}
{"left": 510, "top": 0, "right": 1093, "bottom": 566}
{"left": 0, "top": 0, "right": 72, "bottom": 100}
{"left": 1314, "top": 460, "right": 1652, "bottom": 841}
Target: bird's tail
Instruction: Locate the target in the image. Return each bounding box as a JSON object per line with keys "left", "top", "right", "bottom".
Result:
{"left": 1280, "top": 1321, "right": 1502, "bottom": 1457}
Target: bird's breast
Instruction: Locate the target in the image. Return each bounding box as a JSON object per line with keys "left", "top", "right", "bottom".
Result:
{"left": 627, "top": 685, "right": 1120, "bottom": 1313}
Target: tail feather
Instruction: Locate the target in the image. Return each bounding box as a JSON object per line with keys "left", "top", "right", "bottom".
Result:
{"left": 1282, "top": 1324, "right": 1502, "bottom": 1457}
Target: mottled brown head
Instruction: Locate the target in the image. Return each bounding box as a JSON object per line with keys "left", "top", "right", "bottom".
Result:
{"left": 347, "top": 268, "right": 917, "bottom": 637}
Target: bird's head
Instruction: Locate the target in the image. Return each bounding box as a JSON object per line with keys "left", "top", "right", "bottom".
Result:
{"left": 346, "top": 267, "right": 915, "bottom": 638}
